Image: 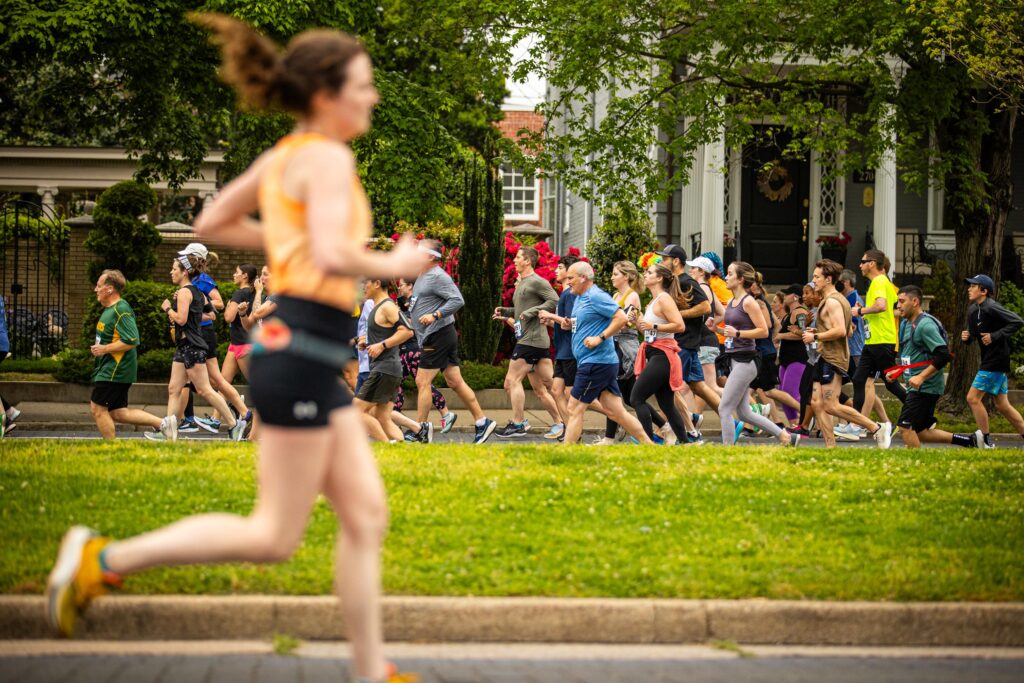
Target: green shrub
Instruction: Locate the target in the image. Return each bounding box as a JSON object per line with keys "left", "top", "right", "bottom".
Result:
{"left": 0, "top": 357, "right": 61, "bottom": 374}
{"left": 997, "top": 281, "right": 1024, "bottom": 377}
{"left": 85, "top": 181, "right": 162, "bottom": 282}
{"left": 53, "top": 348, "right": 93, "bottom": 384}
{"left": 136, "top": 348, "right": 176, "bottom": 381}
{"left": 923, "top": 260, "right": 957, "bottom": 333}
{"left": 586, "top": 205, "right": 660, "bottom": 290}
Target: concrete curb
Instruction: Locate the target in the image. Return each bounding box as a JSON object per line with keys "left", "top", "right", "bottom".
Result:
{"left": 2, "top": 596, "right": 1023, "bottom": 646}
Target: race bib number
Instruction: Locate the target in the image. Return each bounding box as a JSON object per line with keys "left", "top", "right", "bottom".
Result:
{"left": 724, "top": 336, "right": 734, "bottom": 350}
{"left": 900, "top": 356, "right": 910, "bottom": 373}
{"left": 643, "top": 329, "right": 656, "bottom": 343}
{"left": 571, "top": 318, "right": 577, "bottom": 334}
{"left": 514, "top": 320, "right": 523, "bottom": 338}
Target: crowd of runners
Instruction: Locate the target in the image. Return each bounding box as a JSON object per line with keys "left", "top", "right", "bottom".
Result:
{"left": 32, "top": 12, "right": 1024, "bottom": 683}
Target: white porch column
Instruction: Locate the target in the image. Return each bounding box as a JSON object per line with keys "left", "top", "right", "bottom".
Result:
{"left": 679, "top": 142, "right": 704, "bottom": 254}
{"left": 701, "top": 131, "right": 726, "bottom": 259}
{"left": 36, "top": 186, "right": 58, "bottom": 214}
{"left": 873, "top": 103, "right": 897, "bottom": 273}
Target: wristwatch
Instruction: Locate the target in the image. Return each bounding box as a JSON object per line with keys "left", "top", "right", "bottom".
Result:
{"left": 653, "top": 324, "right": 659, "bottom": 333}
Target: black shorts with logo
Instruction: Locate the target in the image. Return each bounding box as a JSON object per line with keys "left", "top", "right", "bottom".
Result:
{"left": 553, "top": 358, "right": 578, "bottom": 385}
{"left": 897, "top": 391, "right": 940, "bottom": 433}
{"left": 355, "top": 371, "right": 403, "bottom": 405}
{"left": 750, "top": 353, "right": 780, "bottom": 391}
{"left": 91, "top": 381, "right": 131, "bottom": 411}
{"left": 248, "top": 296, "right": 356, "bottom": 428}
{"left": 814, "top": 358, "right": 848, "bottom": 385}
{"left": 420, "top": 323, "right": 460, "bottom": 370}
{"left": 511, "top": 343, "right": 549, "bottom": 365}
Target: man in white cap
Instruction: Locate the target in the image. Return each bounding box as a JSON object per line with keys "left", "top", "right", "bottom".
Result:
{"left": 409, "top": 240, "right": 497, "bottom": 444}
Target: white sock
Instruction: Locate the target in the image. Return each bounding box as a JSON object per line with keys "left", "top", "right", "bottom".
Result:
{"left": 475, "top": 417, "right": 487, "bottom": 427}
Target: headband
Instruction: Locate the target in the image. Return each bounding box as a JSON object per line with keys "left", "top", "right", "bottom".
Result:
{"left": 178, "top": 254, "right": 195, "bottom": 274}
{"left": 418, "top": 245, "right": 442, "bottom": 259}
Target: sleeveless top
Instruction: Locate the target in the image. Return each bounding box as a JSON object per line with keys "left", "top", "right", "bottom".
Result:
{"left": 613, "top": 288, "right": 637, "bottom": 337}
{"left": 642, "top": 292, "right": 675, "bottom": 342}
{"left": 697, "top": 281, "right": 719, "bottom": 348}
{"left": 754, "top": 297, "right": 777, "bottom": 356}
{"left": 817, "top": 291, "right": 852, "bottom": 371}
{"left": 172, "top": 283, "right": 207, "bottom": 350}
{"left": 723, "top": 293, "right": 757, "bottom": 356}
{"left": 779, "top": 308, "right": 809, "bottom": 365}
{"left": 366, "top": 300, "right": 403, "bottom": 377}
{"left": 258, "top": 132, "right": 372, "bottom": 313}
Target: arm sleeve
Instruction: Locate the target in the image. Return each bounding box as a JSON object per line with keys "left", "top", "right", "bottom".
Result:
{"left": 519, "top": 279, "right": 559, "bottom": 321}
{"left": 436, "top": 275, "right": 465, "bottom": 316}
{"left": 499, "top": 306, "right": 514, "bottom": 317}
{"left": 987, "top": 301, "right": 1024, "bottom": 341}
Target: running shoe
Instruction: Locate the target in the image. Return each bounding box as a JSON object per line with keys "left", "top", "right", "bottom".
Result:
{"left": 661, "top": 426, "right": 677, "bottom": 445}
{"left": 440, "top": 412, "right": 458, "bottom": 434}
{"left": 194, "top": 416, "right": 220, "bottom": 433}
{"left": 228, "top": 417, "right": 247, "bottom": 442}
{"left": 403, "top": 429, "right": 420, "bottom": 443}
{"left": 46, "top": 526, "right": 122, "bottom": 638}
{"left": 592, "top": 436, "right": 616, "bottom": 445}
{"left": 984, "top": 434, "right": 996, "bottom": 449}
{"left": 734, "top": 420, "right": 745, "bottom": 442}
{"left": 691, "top": 413, "right": 704, "bottom": 431}
{"left": 472, "top": 418, "right": 496, "bottom": 444}
{"left": 615, "top": 424, "right": 626, "bottom": 441}
{"left": 872, "top": 422, "right": 892, "bottom": 449}
{"left": 833, "top": 423, "right": 860, "bottom": 441}
{"left": 786, "top": 426, "right": 811, "bottom": 438}
{"left": 684, "top": 431, "right": 704, "bottom": 446}
{"left": 142, "top": 429, "right": 164, "bottom": 441}
{"left": 161, "top": 415, "right": 177, "bottom": 442}
{"left": 6, "top": 407, "right": 21, "bottom": 423}
{"left": 496, "top": 421, "right": 528, "bottom": 438}
{"left": 177, "top": 418, "right": 200, "bottom": 434}
{"left": 418, "top": 421, "right": 434, "bottom": 444}
{"left": 543, "top": 423, "right": 564, "bottom": 439}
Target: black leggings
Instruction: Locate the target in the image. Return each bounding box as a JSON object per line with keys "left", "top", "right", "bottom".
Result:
{"left": 605, "top": 375, "right": 665, "bottom": 438}
{"left": 629, "top": 351, "right": 688, "bottom": 440}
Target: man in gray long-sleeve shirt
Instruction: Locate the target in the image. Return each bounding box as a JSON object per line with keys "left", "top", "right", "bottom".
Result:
{"left": 491, "top": 246, "right": 561, "bottom": 438}
{"left": 411, "top": 240, "right": 496, "bottom": 445}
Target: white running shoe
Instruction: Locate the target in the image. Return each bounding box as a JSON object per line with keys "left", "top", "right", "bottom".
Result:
{"left": 591, "top": 436, "right": 615, "bottom": 446}
{"left": 834, "top": 424, "right": 861, "bottom": 442}
{"left": 161, "top": 415, "right": 178, "bottom": 442}
{"left": 872, "top": 422, "right": 892, "bottom": 449}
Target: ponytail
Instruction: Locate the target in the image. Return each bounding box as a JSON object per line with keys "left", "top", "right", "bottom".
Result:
{"left": 190, "top": 12, "right": 368, "bottom": 116}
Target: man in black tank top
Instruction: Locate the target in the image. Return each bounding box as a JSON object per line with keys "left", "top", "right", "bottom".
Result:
{"left": 354, "top": 279, "right": 413, "bottom": 442}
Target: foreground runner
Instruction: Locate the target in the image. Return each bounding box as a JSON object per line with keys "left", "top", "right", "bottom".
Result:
{"left": 46, "top": 15, "right": 425, "bottom": 683}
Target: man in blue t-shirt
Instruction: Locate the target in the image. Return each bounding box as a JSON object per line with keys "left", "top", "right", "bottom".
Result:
{"left": 541, "top": 262, "right": 652, "bottom": 445}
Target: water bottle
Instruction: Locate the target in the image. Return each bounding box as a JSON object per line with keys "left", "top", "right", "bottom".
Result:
{"left": 724, "top": 335, "right": 734, "bottom": 350}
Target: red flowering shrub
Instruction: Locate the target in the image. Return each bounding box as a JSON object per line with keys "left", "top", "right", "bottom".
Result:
{"left": 501, "top": 234, "right": 586, "bottom": 305}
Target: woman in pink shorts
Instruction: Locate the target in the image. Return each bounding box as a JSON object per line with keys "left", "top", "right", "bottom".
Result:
{"left": 221, "top": 263, "right": 259, "bottom": 385}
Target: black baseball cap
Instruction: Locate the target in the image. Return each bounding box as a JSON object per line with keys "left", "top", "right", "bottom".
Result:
{"left": 656, "top": 244, "right": 688, "bottom": 261}
{"left": 965, "top": 274, "right": 995, "bottom": 292}
{"left": 783, "top": 283, "right": 804, "bottom": 297}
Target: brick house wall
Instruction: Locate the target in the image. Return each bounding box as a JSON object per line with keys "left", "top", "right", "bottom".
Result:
{"left": 497, "top": 110, "right": 546, "bottom": 233}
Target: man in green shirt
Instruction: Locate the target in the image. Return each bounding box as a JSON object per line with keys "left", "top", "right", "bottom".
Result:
{"left": 894, "top": 285, "right": 978, "bottom": 449}
{"left": 851, "top": 249, "right": 907, "bottom": 436}
{"left": 89, "top": 270, "right": 161, "bottom": 439}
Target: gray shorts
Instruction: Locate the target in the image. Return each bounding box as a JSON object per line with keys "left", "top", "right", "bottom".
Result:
{"left": 698, "top": 345, "right": 720, "bottom": 366}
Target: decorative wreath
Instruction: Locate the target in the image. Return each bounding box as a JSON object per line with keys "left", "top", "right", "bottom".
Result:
{"left": 757, "top": 160, "right": 794, "bottom": 202}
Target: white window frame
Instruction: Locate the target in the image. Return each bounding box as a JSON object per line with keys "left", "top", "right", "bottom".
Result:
{"left": 500, "top": 163, "right": 540, "bottom": 220}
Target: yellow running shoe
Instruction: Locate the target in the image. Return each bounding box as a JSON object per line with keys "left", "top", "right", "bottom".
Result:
{"left": 351, "top": 662, "right": 419, "bottom": 683}
{"left": 45, "top": 526, "right": 122, "bottom": 638}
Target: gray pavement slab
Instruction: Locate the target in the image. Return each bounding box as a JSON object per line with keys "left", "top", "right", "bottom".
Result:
{"left": 1, "top": 644, "right": 1023, "bottom": 683}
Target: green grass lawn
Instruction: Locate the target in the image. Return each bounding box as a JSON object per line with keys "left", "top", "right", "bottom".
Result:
{"left": 1, "top": 441, "right": 1022, "bottom": 602}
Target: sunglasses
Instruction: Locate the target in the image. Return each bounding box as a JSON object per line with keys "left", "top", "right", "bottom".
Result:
{"left": 859, "top": 259, "right": 872, "bottom": 264}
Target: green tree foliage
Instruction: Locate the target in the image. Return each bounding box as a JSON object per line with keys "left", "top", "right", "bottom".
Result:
{"left": 457, "top": 153, "right": 505, "bottom": 364}
{"left": 84, "top": 181, "right": 161, "bottom": 283}
{"left": 0, "top": 0, "right": 513, "bottom": 226}
{"left": 586, "top": 207, "right": 660, "bottom": 291}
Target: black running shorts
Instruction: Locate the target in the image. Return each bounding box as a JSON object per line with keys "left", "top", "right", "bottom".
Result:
{"left": 90, "top": 382, "right": 131, "bottom": 411}
{"left": 553, "top": 358, "right": 577, "bottom": 385}
{"left": 355, "top": 371, "right": 403, "bottom": 405}
{"left": 897, "top": 391, "right": 939, "bottom": 433}
{"left": 511, "top": 343, "right": 549, "bottom": 365}
{"left": 419, "top": 324, "right": 460, "bottom": 370}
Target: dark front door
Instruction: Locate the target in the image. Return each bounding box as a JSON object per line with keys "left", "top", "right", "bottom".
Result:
{"left": 739, "top": 128, "right": 810, "bottom": 284}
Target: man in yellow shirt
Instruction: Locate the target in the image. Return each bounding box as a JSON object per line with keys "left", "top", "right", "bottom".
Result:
{"left": 850, "top": 249, "right": 907, "bottom": 437}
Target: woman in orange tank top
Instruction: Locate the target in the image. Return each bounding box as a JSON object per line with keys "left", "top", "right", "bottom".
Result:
{"left": 44, "top": 14, "right": 426, "bottom": 683}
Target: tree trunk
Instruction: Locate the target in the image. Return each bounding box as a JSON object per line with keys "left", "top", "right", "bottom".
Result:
{"left": 938, "top": 91, "right": 1018, "bottom": 413}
